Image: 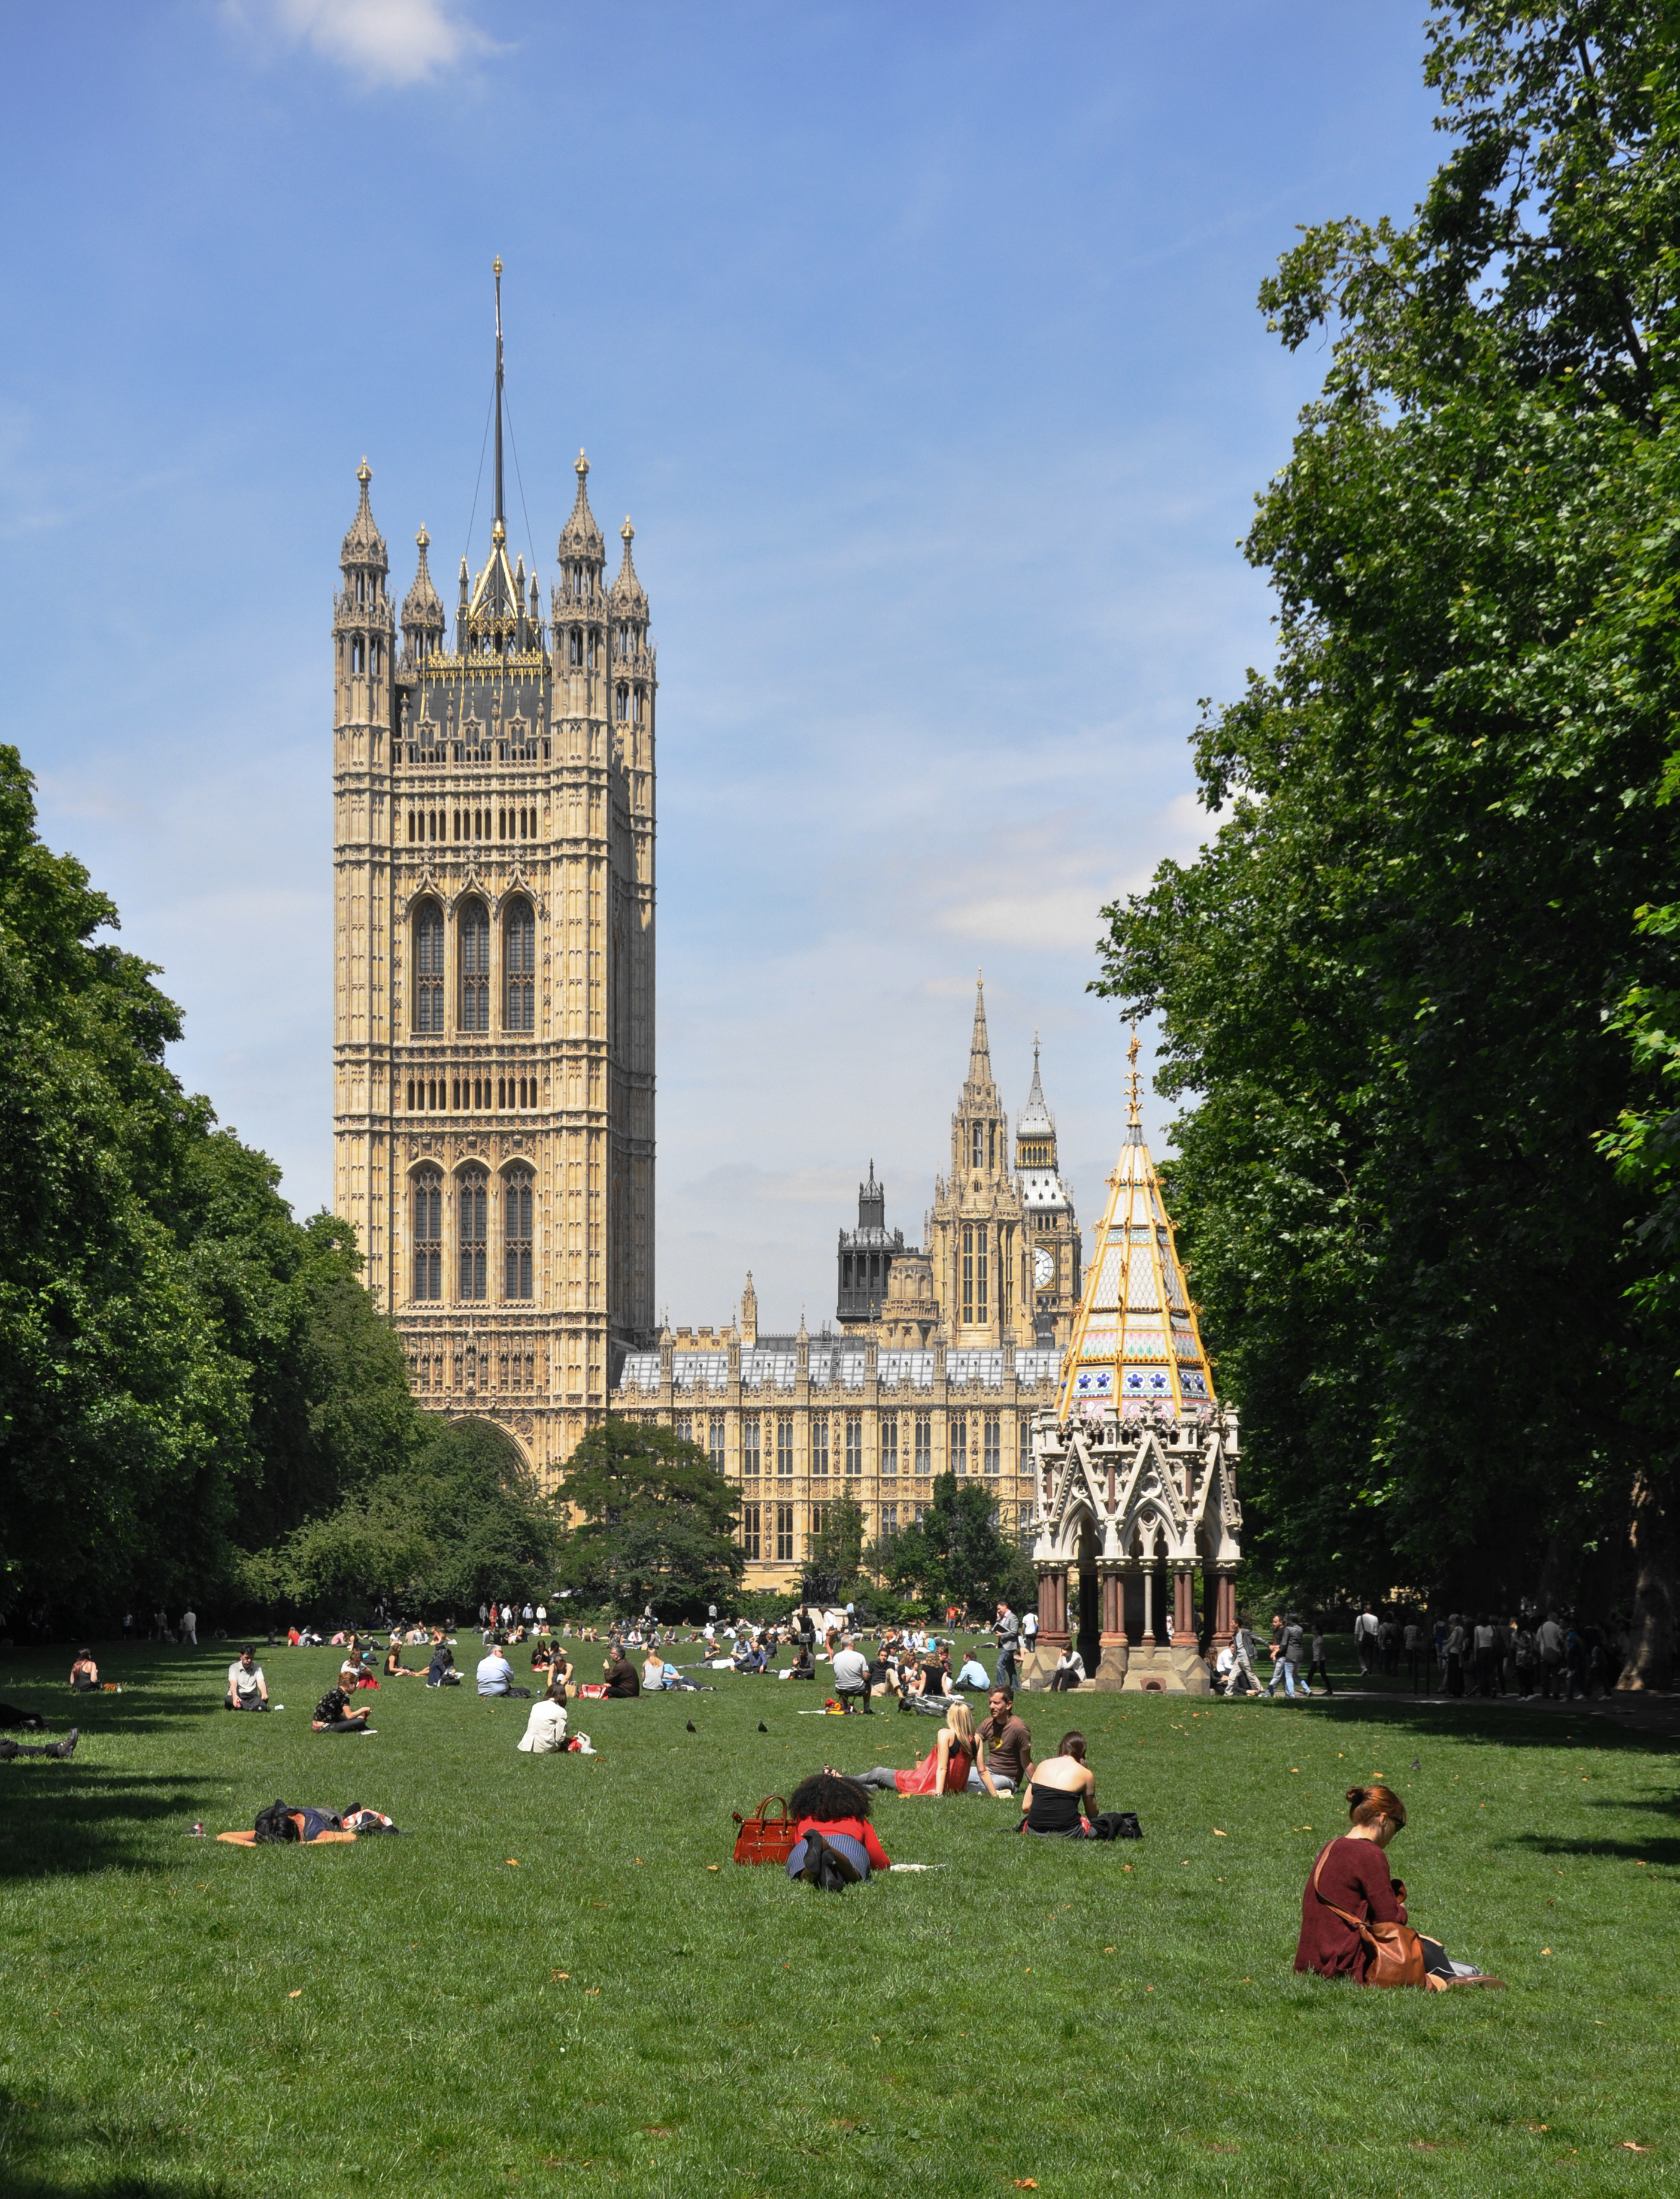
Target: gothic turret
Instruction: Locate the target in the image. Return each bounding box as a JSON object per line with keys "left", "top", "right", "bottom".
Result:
{"left": 838, "top": 1161, "right": 905, "bottom": 1329}
{"left": 1015, "top": 1033, "right": 1078, "bottom": 1346}
{"left": 334, "top": 458, "right": 395, "bottom": 744}
{"left": 401, "top": 523, "right": 445, "bottom": 667}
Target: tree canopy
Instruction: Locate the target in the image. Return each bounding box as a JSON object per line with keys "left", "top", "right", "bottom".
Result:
{"left": 1094, "top": 2, "right": 1680, "bottom": 1680}
{"left": 869, "top": 1474, "right": 1033, "bottom": 1617}
{"left": 556, "top": 1419, "right": 744, "bottom": 1619}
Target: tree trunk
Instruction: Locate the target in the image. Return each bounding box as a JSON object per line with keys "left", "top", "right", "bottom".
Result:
{"left": 1617, "top": 1466, "right": 1674, "bottom": 1692}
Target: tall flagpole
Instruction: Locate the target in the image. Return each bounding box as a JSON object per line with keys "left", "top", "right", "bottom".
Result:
{"left": 492, "top": 255, "right": 505, "bottom": 531}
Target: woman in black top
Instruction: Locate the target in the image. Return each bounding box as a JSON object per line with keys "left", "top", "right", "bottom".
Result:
{"left": 1020, "top": 1732, "right": 1096, "bottom": 1836}
{"left": 312, "top": 1686, "right": 375, "bottom": 1734}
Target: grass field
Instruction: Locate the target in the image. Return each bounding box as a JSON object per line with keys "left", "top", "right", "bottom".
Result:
{"left": 0, "top": 1637, "right": 1674, "bottom": 2199}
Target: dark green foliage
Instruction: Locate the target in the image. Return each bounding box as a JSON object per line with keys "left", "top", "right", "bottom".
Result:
{"left": 807, "top": 1492, "right": 867, "bottom": 1589}
{"left": 557, "top": 1418, "right": 744, "bottom": 1619}
{"left": 869, "top": 1471, "right": 1033, "bottom": 1615}
{"left": 0, "top": 746, "right": 436, "bottom": 1624}
{"left": 1094, "top": 4, "right": 1680, "bottom": 1662}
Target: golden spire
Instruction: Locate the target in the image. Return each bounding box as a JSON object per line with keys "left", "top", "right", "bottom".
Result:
{"left": 1126, "top": 1024, "right": 1143, "bottom": 1130}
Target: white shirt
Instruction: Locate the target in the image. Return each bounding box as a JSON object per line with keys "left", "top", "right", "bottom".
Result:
{"left": 477, "top": 1653, "right": 514, "bottom": 1695}
{"left": 1023, "top": 1613, "right": 1039, "bottom": 1639}
{"left": 516, "top": 1698, "right": 569, "bottom": 1753}
{"left": 228, "top": 1660, "right": 263, "bottom": 1697}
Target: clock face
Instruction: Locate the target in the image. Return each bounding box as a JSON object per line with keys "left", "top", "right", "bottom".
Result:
{"left": 1033, "top": 1247, "right": 1055, "bottom": 1289}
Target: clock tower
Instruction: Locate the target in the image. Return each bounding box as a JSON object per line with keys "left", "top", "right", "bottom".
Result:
{"left": 1015, "top": 1035, "right": 1079, "bottom": 1347}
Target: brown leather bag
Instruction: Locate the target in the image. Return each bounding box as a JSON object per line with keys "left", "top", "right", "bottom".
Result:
{"left": 732, "top": 1795, "right": 797, "bottom": 1866}
{"left": 1312, "top": 1846, "right": 1427, "bottom": 1988}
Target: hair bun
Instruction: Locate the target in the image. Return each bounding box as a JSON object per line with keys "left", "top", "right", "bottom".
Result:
{"left": 1345, "top": 1785, "right": 1369, "bottom": 1806}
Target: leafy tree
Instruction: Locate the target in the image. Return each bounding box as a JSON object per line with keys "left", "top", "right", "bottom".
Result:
{"left": 1094, "top": 2, "right": 1680, "bottom": 1680}
{"left": 556, "top": 1419, "right": 743, "bottom": 1619}
{"left": 869, "top": 1474, "right": 1032, "bottom": 1617}
{"left": 0, "top": 743, "right": 436, "bottom": 1628}
{"left": 807, "top": 1494, "right": 867, "bottom": 1591}
{"left": 238, "top": 1417, "right": 565, "bottom": 1620}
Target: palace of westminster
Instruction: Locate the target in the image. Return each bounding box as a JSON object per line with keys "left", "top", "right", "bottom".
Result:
{"left": 335, "top": 277, "right": 1241, "bottom": 1644}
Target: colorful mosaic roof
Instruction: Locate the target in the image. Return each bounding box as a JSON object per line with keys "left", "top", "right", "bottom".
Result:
{"left": 1054, "top": 1031, "right": 1215, "bottom": 1420}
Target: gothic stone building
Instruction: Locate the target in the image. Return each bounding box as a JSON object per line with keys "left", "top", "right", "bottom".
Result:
{"left": 332, "top": 290, "right": 655, "bottom": 1475}
{"left": 611, "top": 980, "right": 1081, "bottom": 1591}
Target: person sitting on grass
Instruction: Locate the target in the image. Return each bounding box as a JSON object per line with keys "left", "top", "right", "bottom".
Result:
{"left": 841, "top": 1700, "right": 1000, "bottom": 1797}
{"left": 1020, "top": 1731, "right": 1096, "bottom": 1835}
{"left": 1296, "top": 1784, "right": 1505, "bottom": 1989}
{"left": 550, "top": 1647, "right": 576, "bottom": 1696}
{"left": 426, "top": 1633, "right": 459, "bottom": 1688}
{"left": 974, "top": 1688, "right": 1032, "bottom": 1795}
{"left": 786, "top": 1771, "right": 892, "bottom": 1887}
{"left": 515, "top": 1682, "right": 572, "bottom": 1754}
{"left": 383, "top": 1643, "right": 421, "bottom": 1679}
{"left": 70, "top": 1648, "right": 99, "bottom": 1693}
{"left": 786, "top": 1640, "right": 817, "bottom": 1682}
{"left": 955, "top": 1649, "right": 991, "bottom": 1691}
{"left": 311, "top": 1683, "right": 375, "bottom": 1735}
{"left": 477, "top": 1646, "right": 531, "bottom": 1699}
{"left": 642, "top": 1647, "right": 674, "bottom": 1690}
{"left": 225, "top": 1647, "right": 269, "bottom": 1712}
{"left": 602, "top": 1650, "right": 641, "bottom": 1698}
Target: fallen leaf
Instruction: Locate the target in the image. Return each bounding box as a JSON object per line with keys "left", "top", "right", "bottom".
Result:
{"left": 551, "top": 1971, "right": 569, "bottom": 1981}
{"left": 507, "top": 1859, "right": 519, "bottom": 1867}
{"left": 707, "top": 1864, "right": 720, "bottom": 1873}
{"left": 644, "top": 2127, "right": 672, "bottom": 2137}
{"left": 1213, "top": 1828, "right": 1227, "bottom": 1837}
{"left": 1103, "top": 1946, "right": 1116, "bottom": 1953}
{"left": 634, "top": 1858, "right": 644, "bottom": 1865}
{"left": 1412, "top": 2142, "right": 1440, "bottom": 2152}
{"left": 1210, "top": 2143, "right": 1239, "bottom": 2154}
{"left": 586, "top": 1987, "right": 600, "bottom": 1996}
{"left": 1014, "top": 2182, "right": 1038, "bottom": 2190}
{"left": 1541, "top": 1947, "right": 1552, "bottom": 1955}
{"left": 1622, "top": 2142, "right": 1651, "bottom": 2153}
{"left": 287, "top": 1989, "right": 302, "bottom": 1999}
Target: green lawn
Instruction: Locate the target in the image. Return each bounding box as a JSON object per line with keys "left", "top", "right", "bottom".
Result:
{"left": 0, "top": 1637, "right": 1673, "bottom": 2198}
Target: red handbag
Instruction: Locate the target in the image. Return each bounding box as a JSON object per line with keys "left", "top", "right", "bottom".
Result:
{"left": 732, "top": 1795, "right": 797, "bottom": 1866}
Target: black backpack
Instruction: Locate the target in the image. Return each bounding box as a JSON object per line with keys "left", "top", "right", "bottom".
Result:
{"left": 1091, "top": 1810, "right": 1144, "bottom": 1841}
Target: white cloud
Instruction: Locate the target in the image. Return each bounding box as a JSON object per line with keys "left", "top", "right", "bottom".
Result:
{"left": 237, "top": 0, "right": 494, "bottom": 86}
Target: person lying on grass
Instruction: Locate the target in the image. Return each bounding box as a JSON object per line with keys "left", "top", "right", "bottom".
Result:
{"left": 839, "top": 1700, "right": 1002, "bottom": 1797}
{"left": 1296, "top": 1784, "right": 1505, "bottom": 1989}
{"left": 1020, "top": 1731, "right": 1096, "bottom": 1835}
{"left": 311, "top": 1685, "right": 375, "bottom": 1735}
{"left": 70, "top": 1649, "right": 99, "bottom": 1692}
{"left": 225, "top": 1647, "right": 269, "bottom": 1712}
{"left": 786, "top": 1771, "right": 891, "bottom": 1885}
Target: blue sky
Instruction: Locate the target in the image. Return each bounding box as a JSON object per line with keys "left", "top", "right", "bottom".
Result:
{"left": 0, "top": 0, "right": 1441, "bottom": 1326}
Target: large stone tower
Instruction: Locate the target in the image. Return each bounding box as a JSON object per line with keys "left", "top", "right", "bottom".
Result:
{"left": 332, "top": 265, "right": 656, "bottom": 1477}
{"left": 1015, "top": 1034, "right": 1080, "bottom": 1347}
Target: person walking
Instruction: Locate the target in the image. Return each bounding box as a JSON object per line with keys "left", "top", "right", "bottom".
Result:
{"left": 181, "top": 1608, "right": 198, "bottom": 1647}
{"left": 1354, "top": 1604, "right": 1379, "bottom": 1677}
{"left": 994, "top": 1601, "right": 1020, "bottom": 1692}
{"left": 1403, "top": 1619, "right": 1426, "bottom": 1692}
{"left": 1536, "top": 1612, "right": 1564, "bottom": 1699}
{"left": 1444, "top": 1615, "right": 1466, "bottom": 1698}
{"left": 1267, "top": 1613, "right": 1311, "bottom": 1699}
{"left": 1512, "top": 1619, "right": 1538, "bottom": 1699}
{"left": 1226, "top": 1615, "right": 1260, "bottom": 1695}
{"left": 1306, "top": 1624, "right": 1333, "bottom": 1695}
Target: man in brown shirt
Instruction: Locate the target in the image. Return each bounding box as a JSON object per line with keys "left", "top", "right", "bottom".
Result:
{"left": 975, "top": 1689, "right": 1032, "bottom": 1794}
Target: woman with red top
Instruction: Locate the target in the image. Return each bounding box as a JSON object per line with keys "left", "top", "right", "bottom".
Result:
{"left": 785, "top": 1773, "right": 892, "bottom": 1885}
{"left": 1296, "top": 1785, "right": 1503, "bottom": 1988}
{"left": 839, "top": 1701, "right": 1002, "bottom": 1798}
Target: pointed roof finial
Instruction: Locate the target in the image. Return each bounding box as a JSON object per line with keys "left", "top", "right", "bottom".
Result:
{"left": 492, "top": 258, "right": 505, "bottom": 532}
{"left": 402, "top": 522, "right": 444, "bottom": 632}
{"left": 560, "top": 449, "right": 603, "bottom": 561}
{"left": 1126, "top": 1023, "right": 1144, "bottom": 1134}
{"left": 612, "top": 514, "right": 647, "bottom": 609}
{"left": 968, "top": 969, "right": 991, "bottom": 1082}
{"left": 356, "top": 455, "right": 371, "bottom": 489}
{"left": 341, "top": 457, "right": 386, "bottom": 568}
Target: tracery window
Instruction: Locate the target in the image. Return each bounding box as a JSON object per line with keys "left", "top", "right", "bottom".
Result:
{"left": 845, "top": 1414, "right": 863, "bottom": 1479}
{"left": 971, "top": 1123, "right": 985, "bottom": 1169}
{"left": 709, "top": 1415, "right": 726, "bottom": 1472}
{"left": 505, "top": 897, "right": 535, "bottom": 1031}
{"left": 459, "top": 899, "right": 490, "bottom": 1032}
{"left": 504, "top": 1167, "right": 533, "bottom": 1301}
{"left": 777, "top": 1416, "right": 793, "bottom": 1476}
{"left": 459, "top": 1167, "right": 487, "bottom": 1301}
{"left": 984, "top": 1414, "right": 1000, "bottom": 1476}
{"left": 951, "top": 1414, "right": 968, "bottom": 1476}
{"left": 962, "top": 1226, "right": 974, "bottom": 1325}
{"left": 881, "top": 1417, "right": 899, "bottom": 1477}
{"left": 977, "top": 1228, "right": 988, "bottom": 1326}
{"left": 741, "top": 1504, "right": 761, "bottom": 1561}
{"left": 742, "top": 1416, "right": 760, "bottom": 1478}
{"left": 811, "top": 1418, "right": 829, "bottom": 1478}
{"left": 413, "top": 1168, "right": 442, "bottom": 1301}
{"left": 914, "top": 1414, "right": 932, "bottom": 1474}
{"left": 775, "top": 1504, "right": 794, "bottom": 1564}
{"left": 413, "top": 901, "right": 444, "bottom": 1032}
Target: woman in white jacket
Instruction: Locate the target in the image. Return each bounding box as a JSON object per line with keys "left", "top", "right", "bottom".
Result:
{"left": 516, "top": 1683, "right": 571, "bottom": 1753}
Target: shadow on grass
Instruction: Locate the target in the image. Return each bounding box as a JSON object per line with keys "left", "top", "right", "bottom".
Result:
{"left": 0, "top": 2088, "right": 232, "bottom": 2199}
{"left": 0, "top": 1770, "right": 230, "bottom": 1882}
{"left": 1505, "top": 1830, "right": 1680, "bottom": 1865}
{"left": 1289, "top": 1697, "right": 1676, "bottom": 1755}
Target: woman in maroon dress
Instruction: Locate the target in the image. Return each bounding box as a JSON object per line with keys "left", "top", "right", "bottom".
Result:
{"left": 1296, "top": 1785, "right": 1504, "bottom": 1988}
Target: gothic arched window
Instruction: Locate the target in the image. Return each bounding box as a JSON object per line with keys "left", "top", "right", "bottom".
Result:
{"left": 413, "top": 901, "right": 444, "bottom": 1032}
{"left": 971, "top": 1122, "right": 985, "bottom": 1170}
{"left": 504, "top": 897, "right": 535, "bottom": 1032}
{"left": 413, "top": 1168, "right": 442, "bottom": 1301}
{"left": 504, "top": 1167, "right": 533, "bottom": 1300}
{"left": 615, "top": 684, "right": 629, "bottom": 722}
{"left": 459, "top": 899, "right": 490, "bottom": 1032}
{"left": 459, "top": 1168, "right": 487, "bottom": 1300}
